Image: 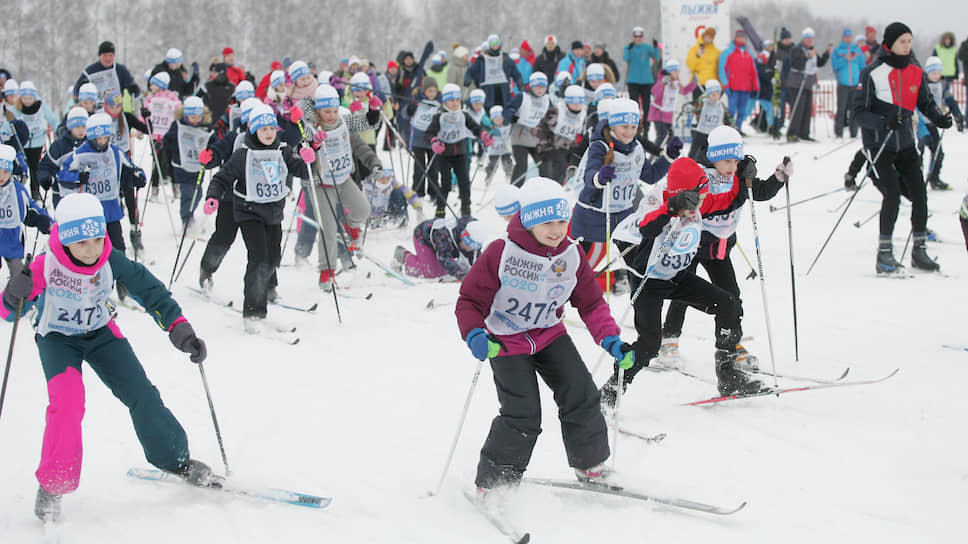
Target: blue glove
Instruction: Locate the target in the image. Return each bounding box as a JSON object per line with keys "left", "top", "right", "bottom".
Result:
{"left": 598, "top": 164, "right": 616, "bottom": 184}
{"left": 666, "top": 136, "right": 683, "bottom": 159}
{"left": 465, "top": 328, "right": 502, "bottom": 361}
{"left": 601, "top": 335, "right": 634, "bottom": 370}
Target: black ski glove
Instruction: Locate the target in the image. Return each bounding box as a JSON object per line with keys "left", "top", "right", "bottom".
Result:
{"left": 885, "top": 114, "right": 904, "bottom": 130}
{"left": 935, "top": 112, "right": 953, "bottom": 129}
{"left": 132, "top": 168, "right": 147, "bottom": 188}
{"left": 40, "top": 176, "right": 53, "bottom": 191}
{"left": 169, "top": 320, "right": 207, "bottom": 363}
{"left": 3, "top": 266, "right": 34, "bottom": 309}
{"left": 737, "top": 155, "right": 757, "bottom": 180}
{"left": 77, "top": 170, "right": 90, "bottom": 185}
{"left": 140, "top": 106, "right": 151, "bottom": 121}
{"left": 668, "top": 189, "right": 700, "bottom": 215}
{"left": 627, "top": 42, "right": 635, "bottom": 52}
{"left": 192, "top": 62, "right": 200, "bottom": 76}
{"left": 35, "top": 215, "right": 51, "bottom": 235}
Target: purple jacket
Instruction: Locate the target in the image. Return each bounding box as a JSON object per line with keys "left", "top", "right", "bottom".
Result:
{"left": 647, "top": 75, "right": 697, "bottom": 123}
{"left": 455, "top": 214, "right": 620, "bottom": 356}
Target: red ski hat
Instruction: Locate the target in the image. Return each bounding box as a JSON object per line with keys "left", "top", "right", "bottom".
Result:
{"left": 520, "top": 40, "right": 533, "bottom": 52}
{"left": 271, "top": 61, "right": 282, "bottom": 71}
{"left": 222, "top": 47, "right": 235, "bottom": 56}
{"left": 387, "top": 60, "right": 399, "bottom": 70}
{"left": 666, "top": 158, "right": 709, "bottom": 196}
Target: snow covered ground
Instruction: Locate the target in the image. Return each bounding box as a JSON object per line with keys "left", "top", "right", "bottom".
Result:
{"left": 1, "top": 124, "right": 966, "bottom": 543}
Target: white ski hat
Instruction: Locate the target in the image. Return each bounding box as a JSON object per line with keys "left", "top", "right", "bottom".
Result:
{"left": 594, "top": 83, "right": 616, "bottom": 103}
{"left": 801, "top": 27, "right": 816, "bottom": 39}
{"left": 529, "top": 72, "right": 548, "bottom": 88}
{"left": 494, "top": 184, "right": 521, "bottom": 216}
{"left": 0, "top": 144, "right": 15, "bottom": 172}
{"left": 270, "top": 70, "right": 286, "bottom": 89}
{"left": 441, "top": 83, "right": 461, "bottom": 102}
{"left": 633, "top": 26, "right": 645, "bottom": 36}
{"left": 556, "top": 70, "right": 571, "bottom": 84}
{"left": 3, "top": 79, "right": 18, "bottom": 96}
{"left": 234, "top": 80, "right": 255, "bottom": 100}
{"left": 239, "top": 97, "right": 261, "bottom": 125}
{"left": 924, "top": 56, "right": 943, "bottom": 74}
{"left": 77, "top": 83, "right": 98, "bottom": 102}
{"left": 183, "top": 96, "right": 204, "bottom": 117}
{"left": 706, "top": 125, "right": 744, "bottom": 162}
{"left": 586, "top": 63, "right": 605, "bottom": 82}
{"left": 247, "top": 103, "right": 278, "bottom": 134}
{"left": 165, "top": 48, "right": 183, "bottom": 64}
{"left": 431, "top": 52, "right": 444, "bottom": 65}
{"left": 315, "top": 84, "right": 340, "bottom": 110}
{"left": 487, "top": 34, "right": 501, "bottom": 48}
{"left": 85, "top": 112, "right": 113, "bottom": 139}
{"left": 607, "top": 98, "right": 640, "bottom": 127}
{"left": 66, "top": 107, "right": 89, "bottom": 130}
{"left": 469, "top": 89, "right": 486, "bottom": 104}
{"left": 318, "top": 70, "right": 333, "bottom": 84}
{"left": 704, "top": 79, "right": 722, "bottom": 95}
{"left": 19, "top": 81, "right": 37, "bottom": 98}
{"left": 56, "top": 193, "right": 107, "bottom": 245}
{"left": 349, "top": 72, "right": 372, "bottom": 91}
{"left": 460, "top": 220, "right": 493, "bottom": 251}
{"left": 664, "top": 59, "right": 681, "bottom": 72}
{"left": 564, "top": 85, "right": 585, "bottom": 104}
{"left": 518, "top": 177, "right": 570, "bottom": 229}
{"left": 489, "top": 105, "right": 504, "bottom": 119}
{"left": 149, "top": 72, "right": 170, "bottom": 90}
{"left": 288, "top": 61, "right": 311, "bottom": 81}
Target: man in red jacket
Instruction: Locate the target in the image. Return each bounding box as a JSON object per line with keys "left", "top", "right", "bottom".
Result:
{"left": 719, "top": 30, "right": 759, "bottom": 134}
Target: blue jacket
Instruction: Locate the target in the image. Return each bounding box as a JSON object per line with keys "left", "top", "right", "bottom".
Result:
{"left": 38, "top": 132, "right": 85, "bottom": 191}
{"left": 464, "top": 51, "right": 525, "bottom": 109}
{"left": 831, "top": 42, "right": 865, "bottom": 87}
{"left": 515, "top": 59, "right": 533, "bottom": 86}
{"left": 556, "top": 53, "right": 586, "bottom": 81}
{"left": 0, "top": 179, "right": 50, "bottom": 258}
{"left": 57, "top": 141, "right": 140, "bottom": 223}
{"left": 623, "top": 43, "right": 661, "bottom": 85}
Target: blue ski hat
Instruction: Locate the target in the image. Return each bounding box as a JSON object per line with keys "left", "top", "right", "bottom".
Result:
{"left": 270, "top": 70, "right": 286, "bottom": 89}
{"left": 924, "top": 56, "right": 943, "bottom": 74}
{"left": 594, "top": 83, "right": 616, "bottom": 103}
{"left": 460, "top": 220, "right": 491, "bottom": 250}
{"left": 56, "top": 193, "right": 107, "bottom": 245}
{"left": 564, "top": 85, "right": 585, "bottom": 105}
{"left": 607, "top": 98, "right": 640, "bottom": 127}
{"left": 19, "top": 81, "right": 38, "bottom": 99}
{"left": 165, "top": 48, "right": 183, "bottom": 65}
{"left": 85, "top": 112, "right": 113, "bottom": 140}
{"left": 0, "top": 144, "right": 15, "bottom": 172}
{"left": 315, "top": 84, "right": 340, "bottom": 110}
{"left": 149, "top": 72, "right": 170, "bottom": 90}
{"left": 469, "top": 89, "right": 485, "bottom": 104}
{"left": 288, "top": 61, "right": 311, "bottom": 82}
{"left": 704, "top": 79, "right": 722, "bottom": 95}
{"left": 183, "top": 96, "right": 204, "bottom": 117}
{"left": 441, "top": 83, "right": 461, "bottom": 102}
{"left": 77, "top": 83, "right": 98, "bottom": 102}
{"left": 489, "top": 105, "right": 503, "bottom": 120}
{"left": 234, "top": 80, "right": 255, "bottom": 101}
{"left": 706, "top": 126, "right": 744, "bottom": 162}
{"left": 239, "top": 98, "right": 261, "bottom": 125}
{"left": 66, "top": 107, "right": 88, "bottom": 130}
{"left": 529, "top": 72, "right": 548, "bottom": 89}
{"left": 247, "top": 103, "right": 278, "bottom": 134}
{"left": 494, "top": 184, "right": 521, "bottom": 217}
{"left": 519, "top": 177, "right": 571, "bottom": 229}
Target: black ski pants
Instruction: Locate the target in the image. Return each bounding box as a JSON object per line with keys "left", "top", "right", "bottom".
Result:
{"left": 239, "top": 220, "right": 281, "bottom": 318}
{"left": 662, "top": 252, "right": 741, "bottom": 339}
{"left": 871, "top": 147, "right": 927, "bottom": 236}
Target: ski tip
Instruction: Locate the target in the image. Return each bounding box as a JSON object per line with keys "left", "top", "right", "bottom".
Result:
{"left": 727, "top": 501, "right": 749, "bottom": 515}
{"left": 308, "top": 303, "right": 319, "bottom": 312}
{"left": 290, "top": 337, "right": 301, "bottom": 345}
{"left": 517, "top": 534, "right": 531, "bottom": 544}
{"left": 365, "top": 293, "right": 374, "bottom": 300}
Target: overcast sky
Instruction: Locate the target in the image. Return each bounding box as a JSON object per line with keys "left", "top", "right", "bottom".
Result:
{"left": 800, "top": 1, "right": 967, "bottom": 41}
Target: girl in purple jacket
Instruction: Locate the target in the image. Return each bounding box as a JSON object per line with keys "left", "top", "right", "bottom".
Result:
{"left": 455, "top": 176, "right": 633, "bottom": 496}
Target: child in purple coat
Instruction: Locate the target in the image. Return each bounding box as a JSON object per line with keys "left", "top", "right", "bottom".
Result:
{"left": 647, "top": 59, "right": 696, "bottom": 144}
{"left": 455, "top": 176, "right": 634, "bottom": 496}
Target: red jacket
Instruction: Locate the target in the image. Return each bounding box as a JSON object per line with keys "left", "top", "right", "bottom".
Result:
{"left": 721, "top": 41, "right": 759, "bottom": 93}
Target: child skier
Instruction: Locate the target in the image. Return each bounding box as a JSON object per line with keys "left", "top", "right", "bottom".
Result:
{"left": 570, "top": 98, "right": 678, "bottom": 291}
{"left": 686, "top": 79, "right": 731, "bottom": 163}
{"left": 483, "top": 105, "right": 513, "bottom": 186}
{"left": 163, "top": 96, "right": 214, "bottom": 231}
{"left": 361, "top": 167, "right": 422, "bottom": 228}
{"left": 1, "top": 192, "right": 211, "bottom": 522}
{"left": 392, "top": 216, "right": 488, "bottom": 280}
{"left": 142, "top": 72, "right": 181, "bottom": 199}
{"left": 455, "top": 176, "right": 634, "bottom": 493}
{"left": 648, "top": 59, "right": 696, "bottom": 145}
{"left": 493, "top": 183, "right": 520, "bottom": 221}
{"left": 203, "top": 103, "right": 308, "bottom": 330}
{"left": 426, "top": 83, "right": 490, "bottom": 217}
{"left": 16, "top": 81, "right": 60, "bottom": 200}
{"left": 0, "top": 144, "right": 51, "bottom": 276}
{"left": 660, "top": 126, "right": 788, "bottom": 367}
{"left": 536, "top": 85, "right": 586, "bottom": 183}
{"left": 103, "top": 89, "right": 151, "bottom": 253}
{"left": 505, "top": 72, "right": 551, "bottom": 186}
{"left": 39, "top": 107, "right": 88, "bottom": 208}
{"left": 916, "top": 56, "right": 964, "bottom": 190}
{"left": 407, "top": 78, "right": 441, "bottom": 198}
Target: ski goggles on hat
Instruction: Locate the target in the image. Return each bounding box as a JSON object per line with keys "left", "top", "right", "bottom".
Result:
{"left": 104, "top": 90, "right": 123, "bottom": 108}
{"left": 59, "top": 216, "right": 107, "bottom": 245}
{"left": 520, "top": 198, "right": 571, "bottom": 229}
{"left": 706, "top": 142, "right": 744, "bottom": 162}
{"left": 78, "top": 89, "right": 98, "bottom": 102}
{"left": 149, "top": 74, "right": 169, "bottom": 90}
{"left": 248, "top": 112, "right": 278, "bottom": 133}
{"left": 488, "top": 37, "right": 501, "bottom": 48}
{"left": 608, "top": 110, "right": 640, "bottom": 126}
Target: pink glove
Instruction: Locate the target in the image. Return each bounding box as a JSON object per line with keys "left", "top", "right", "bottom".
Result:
{"left": 431, "top": 138, "right": 445, "bottom": 154}
{"left": 349, "top": 101, "right": 363, "bottom": 113}
{"left": 480, "top": 131, "right": 494, "bottom": 147}
{"left": 313, "top": 130, "right": 327, "bottom": 149}
{"left": 289, "top": 104, "right": 303, "bottom": 122}
{"left": 203, "top": 198, "right": 219, "bottom": 215}
{"left": 775, "top": 158, "right": 794, "bottom": 183}
{"left": 368, "top": 93, "right": 383, "bottom": 110}
{"left": 299, "top": 147, "right": 316, "bottom": 164}
{"left": 198, "top": 149, "right": 213, "bottom": 165}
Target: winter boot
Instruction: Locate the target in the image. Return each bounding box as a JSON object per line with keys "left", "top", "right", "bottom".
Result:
{"left": 575, "top": 462, "right": 612, "bottom": 485}
{"left": 928, "top": 176, "right": 951, "bottom": 191}
{"left": 243, "top": 316, "right": 265, "bottom": 335}
{"left": 168, "top": 459, "right": 221, "bottom": 487}
{"left": 130, "top": 228, "right": 144, "bottom": 251}
{"left": 911, "top": 232, "right": 940, "bottom": 271}
{"left": 318, "top": 269, "right": 334, "bottom": 292}
{"left": 734, "top": 344, "right": 759, "bottom": 372}
{"left": 715, "top": 349, "right": 765, "bottom": 396}
{"left": 844, "top": 173, "right": 859, "bottom": 192}
{"left": 267, "top": 287, "right": 279, "bottom": 304}
{"left": 34, "top": 486, "right": 62, "bottom": 522}
{"left": 599, "top": 357, "right": 647, "bottom": 409}
{"left": 460, "top": 203, "right": 471, "bottom": 217}
{"left": 657, "top": 336, "right": 680, "bottom": 366}
{"left": 344, "top": 224, "right": 361, "bottom": 251}
{"left": 876, "top": 235, "right": 905, "bottom": 275}
{"left": 199, "top": 270, "right": 213, "bottom": 291}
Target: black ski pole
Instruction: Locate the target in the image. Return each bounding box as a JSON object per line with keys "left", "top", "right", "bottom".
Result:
{"left": 0, "top": 254, "right": 31, "bottom": 422}
{"left": 807, "top": 130, "right": 894, "bottom": 275}
{"left": 744, "top": 174, "right": 780, "bottom": 387}
{"left": 197, "top": 361, "right": 230, "bottom": 476}
{"left": 769, "top": 187, "right": 845, "bottom": 213}
{"left": 168, "top": 167, "right": 205, "bottom": 290}
{"left": 780, "top": 157, "right": 800, "bottom": 361}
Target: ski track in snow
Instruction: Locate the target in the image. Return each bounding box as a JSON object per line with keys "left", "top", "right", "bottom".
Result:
{"left": 1, "top": 123, "right": 966, "bottom": 542}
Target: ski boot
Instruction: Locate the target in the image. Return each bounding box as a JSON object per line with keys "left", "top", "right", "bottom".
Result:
{"left": 734, "top": 344, "right": 759, "bottom": 372}
{"left": 168, "top": 459, "right": 221, "bottom": 487}
{"left": 928, "top": 176, "right": 951, "bottom": 191}
{"left": 267, "top": 287, "right": 279, "bottom": 304}
{"left": 656, "top": 336, "right": 680, "bottom": 367}
{"left": 243, "top": 316, "right": 265, "bottom": 335}
{"left": 715, "top": 349, "right": 765, "bottom": 396}
{"left": 876, "top": 235, "right": 905, "bottom": 275}
{"left": 318, "top": 269, "right": 334, "bottom": 292}
{"left": 910, "top": 232, "right": 940, "bottom": 272}
{"left": 130, "top": 228, "right": 144, "bottom": 252}
{"left": 600, "top": 358, "right": 646, "bottom": 409}
{"left": 199, "top": 270, "right": 213, "bottom": 291}
{"left": 575, "top": 462, "right": 612, "bottom": 486}
{"left": 34, "top": 486, "right": 62, "bottom": 523}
